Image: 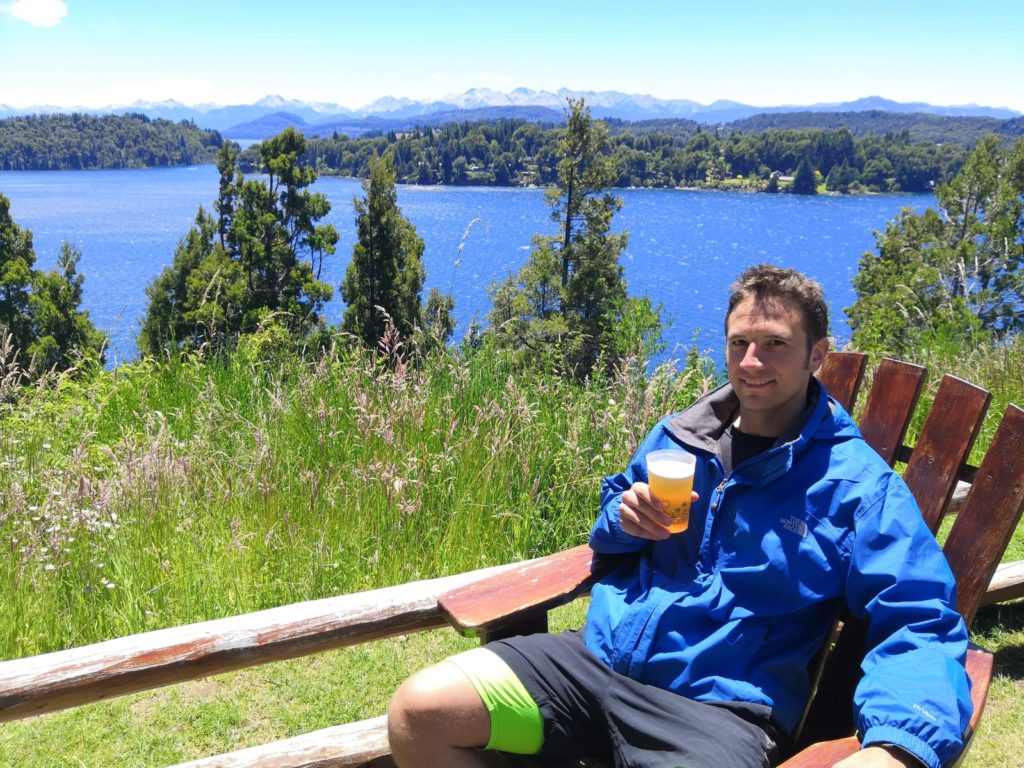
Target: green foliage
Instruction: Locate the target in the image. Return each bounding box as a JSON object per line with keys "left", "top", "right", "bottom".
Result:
{"left": 727, "top": 110, "right": 1022, "bottom": 147}
{"left": 27, "top": 242, "right": 108, "bottom": 370}
{"left": 791, "top": 155, "right": 818, "bottom": 195}
{"left": 0, "top": 193, "right": 35, "bottom": 350}
{"left": 0, "top": 194, "right": 105, "bottom": 372}
{"left": 341, "top": 152, "right": 434, "bottom": 348}
{"left": 138, "top": 131, "right": 338, "bottom": 356}
{"left": 251, "top": 115, "right": 981, "bottom": 193}
{"left": 848, "top": 136, "right": 1024, "bottom": 356}
{"left": 0, "top": 340, "right": 719, "bottom": 660}
{"left": 486, "top": 99, "right": 652, "bottom": 378}
{"left": 0, "top": 112, "right": 221, "bottom": 170}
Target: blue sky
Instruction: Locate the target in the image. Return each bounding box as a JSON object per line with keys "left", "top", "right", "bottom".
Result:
{"left": 1, "top": 0, "right": 1022, "bottom": 112}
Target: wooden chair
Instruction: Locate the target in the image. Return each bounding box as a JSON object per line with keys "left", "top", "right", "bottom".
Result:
{"left": 439, "top": 355, "right": 1024, "bottom": 767}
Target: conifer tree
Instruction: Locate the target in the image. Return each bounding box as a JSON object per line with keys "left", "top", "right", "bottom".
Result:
{"left": 791, "top": 156, "right": 818, "bottom": 195}
{"left": 0, "top": 194, "right": 105, "bottom": 371}
{"left": 341, "top": 152, "right": 428, "bottom": 347}
{"left": 487, "top": 98, "right": 653, "bottom": 377}
{"left": 138, "top": 130, "right": 338, "bottom": 356}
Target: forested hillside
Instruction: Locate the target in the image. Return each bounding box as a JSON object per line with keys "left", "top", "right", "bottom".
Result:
{"left": 6, "top": 107, "right": 1021, "bottom": 194}
{"left": 258, "top": 117, "right": 971, "bottom": 193}
{"left": 723, "top": 110, "right": 1024, "bottom": 145}
{"left": 0, "top": 113, "right": 222, "bottom": 170}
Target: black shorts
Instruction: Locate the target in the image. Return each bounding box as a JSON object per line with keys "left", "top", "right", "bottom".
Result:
{"left": 487, "top": 630, "right": 780, "bottom": 768}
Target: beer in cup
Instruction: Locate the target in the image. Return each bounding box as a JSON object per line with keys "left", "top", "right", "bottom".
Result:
{"left": 646, "top": 449, "right": 697, "bottom": 533}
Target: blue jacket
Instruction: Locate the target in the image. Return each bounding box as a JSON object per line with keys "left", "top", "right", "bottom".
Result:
{"left": 586, "top": 380, "right": 972, "bottom": 768}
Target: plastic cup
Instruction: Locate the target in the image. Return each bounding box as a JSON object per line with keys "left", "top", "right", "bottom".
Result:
{"left": 646, "top": 449, "right": 697, "bottom": 533}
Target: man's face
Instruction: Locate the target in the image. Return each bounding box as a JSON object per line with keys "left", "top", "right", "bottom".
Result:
{"left": 725, "top": 296, "right": 828, "bottom": 435}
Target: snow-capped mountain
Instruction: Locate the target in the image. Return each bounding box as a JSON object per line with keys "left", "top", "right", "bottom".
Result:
{"left": 1, "top": 88, "right": 1019, "bottom": 135}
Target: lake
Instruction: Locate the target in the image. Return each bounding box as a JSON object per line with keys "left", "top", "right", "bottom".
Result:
{"left": 0, "top": 166, "right": 933, "bottom": 367}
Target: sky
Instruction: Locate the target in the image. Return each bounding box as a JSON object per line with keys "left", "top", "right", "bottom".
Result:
{"left": 1, "top": 0, "right": 1022, "bottom": 113}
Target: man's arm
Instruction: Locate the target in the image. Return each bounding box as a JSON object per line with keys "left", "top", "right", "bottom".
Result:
{"left": 845, "top": 474, "right": 972, "bottom": 768}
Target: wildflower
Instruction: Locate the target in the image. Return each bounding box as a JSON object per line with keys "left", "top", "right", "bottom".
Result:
{"left": 45, "top": 563, "right": 56, "bottom": 571}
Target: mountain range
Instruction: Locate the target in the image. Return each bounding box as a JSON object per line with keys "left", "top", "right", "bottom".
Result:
{"left": 2, "top": 87, "right": 1020, "bottom": 140}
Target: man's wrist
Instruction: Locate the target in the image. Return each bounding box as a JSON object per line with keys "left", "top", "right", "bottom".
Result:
{"left": 871, "top": 742, "right": 926, "bottom": 767}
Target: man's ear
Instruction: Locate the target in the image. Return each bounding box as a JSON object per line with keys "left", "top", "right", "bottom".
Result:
{"left": 809, "top": 338, "right": 829, "bottom": 373}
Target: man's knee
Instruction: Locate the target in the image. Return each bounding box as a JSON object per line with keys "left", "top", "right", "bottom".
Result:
{"left": 388, "top": 664, "right": 442, "bottom": 732}
{"left": 388, "top": 660, "right": 489, "bottom": 747}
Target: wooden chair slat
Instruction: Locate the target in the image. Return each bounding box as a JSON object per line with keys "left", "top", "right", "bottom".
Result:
{"left": 816, "top": 351, "right": 867, "bottom": 413}
{"left": 902, "top": 375, "right": 991, "bottom": 533}
{"left": 943, "top": 404, "right": 1024, "bottom": 626}
{"left": 856, "top": 358, "right": 926, "bottom": 464}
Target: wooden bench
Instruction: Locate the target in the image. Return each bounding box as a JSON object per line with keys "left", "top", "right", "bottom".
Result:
{"left": 1, "top": 354, "right": 1022, "bottom": 768}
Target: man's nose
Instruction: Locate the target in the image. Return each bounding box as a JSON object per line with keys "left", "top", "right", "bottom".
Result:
{"left": 740, "top": 343, "right": 763, "bottom": 367}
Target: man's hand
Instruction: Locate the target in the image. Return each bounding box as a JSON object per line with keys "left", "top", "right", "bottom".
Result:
{"left": 618, "top": 482, "right": 698, "bottom": 540}
{"left": 833, "top": 745, "right": 922, "bottom": 767}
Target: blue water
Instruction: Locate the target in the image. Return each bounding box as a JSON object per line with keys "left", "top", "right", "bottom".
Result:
{"left": 0, "top": 166, "right": 933, "bottom": 367}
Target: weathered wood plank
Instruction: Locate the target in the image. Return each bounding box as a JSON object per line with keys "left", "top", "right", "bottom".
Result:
{"left": 438, "top": 544, "right": 613, "bottom": 641}
{"left": 816, "top": 351, "right": 867, "bottom": 414}
{"left": 0, "top": 564, "right": 520, "bottom": 723}
{"left": 945, "top": 404, "right": 1024, "bottom": 626}
{"left": 902, "top": 374, "right": 990, "bottom": 533}
{"left": 168, "top": 716, "right": 392, "bottom": 768}
{"left": 857, "top": 358, "right": 926, "bottom": 464}
{"left": 981, "top": 559, "right": 1024, "bottom": 606}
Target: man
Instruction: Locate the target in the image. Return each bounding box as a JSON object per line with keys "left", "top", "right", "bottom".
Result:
{"left": 388, "top": 264, "right": 972, "bottom": 768}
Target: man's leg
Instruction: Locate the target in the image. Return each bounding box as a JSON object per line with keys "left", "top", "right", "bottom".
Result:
{"left": 388, "top": 658, "right": 492, "bottom": 768}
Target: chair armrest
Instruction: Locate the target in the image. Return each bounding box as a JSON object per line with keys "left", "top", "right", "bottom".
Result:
{"left": 777, "top": 736, "right": 860, "bottom": 767}
{"left": 437, "top": 544, "right": 625, "bottom": 639}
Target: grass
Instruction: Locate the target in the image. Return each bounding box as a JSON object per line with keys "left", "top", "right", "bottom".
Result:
{"left": 0, "top": 334, "right": 1022, "bottom": 766}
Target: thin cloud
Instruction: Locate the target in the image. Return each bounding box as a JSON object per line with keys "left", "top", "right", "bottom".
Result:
{"left": 2, "top": 0, "right": 68, "bottom": 27}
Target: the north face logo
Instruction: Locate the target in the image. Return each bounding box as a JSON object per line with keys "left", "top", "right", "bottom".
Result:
{"left": 779, "top": 516, "right": 808, "bottom": 538}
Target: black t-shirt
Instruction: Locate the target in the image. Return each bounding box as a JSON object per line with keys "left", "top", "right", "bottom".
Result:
{"left": 718, "top": 424, "right": 777, "bottom": 476}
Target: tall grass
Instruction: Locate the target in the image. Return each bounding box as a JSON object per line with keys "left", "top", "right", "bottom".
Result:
{"left": 0, "top": 338, "right": 718, "bottom": 660}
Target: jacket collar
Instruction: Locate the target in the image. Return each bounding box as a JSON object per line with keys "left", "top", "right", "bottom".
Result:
{"left": 666, "top": 377, "right": 839, "bottom": 482}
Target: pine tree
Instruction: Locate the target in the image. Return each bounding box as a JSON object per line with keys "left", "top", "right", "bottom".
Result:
{"left": 0, "top": 195, "right": 104, "bottom": 371}
{"left": 487, "top": 98, "right": 651, "bottom": 377}
{"left": 341, "top": 152, "right": 427, "bottom": 347}
{"left": 138, "top": 130, "right": 338, "bottom": 356}
{"left": 791, "top": 156, "right": 818, "bottom": 195}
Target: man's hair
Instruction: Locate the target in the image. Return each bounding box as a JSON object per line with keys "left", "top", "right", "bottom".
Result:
{"left": 725, "top": 264, "right": 829, "bottom": 346}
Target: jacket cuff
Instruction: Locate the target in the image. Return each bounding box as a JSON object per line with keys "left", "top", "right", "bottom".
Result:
{"left": 861, "top": 726, "right": 937, "bottom": 768}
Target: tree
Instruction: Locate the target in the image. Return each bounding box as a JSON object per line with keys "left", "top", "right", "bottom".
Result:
{"left": 847, "top": 136, "right": 1024, "bottom": 355}
{"left": 0, "top": 195, "right": 104, "bottom": 371}
{"left": 341, "top": 152, "right": 430, "bottom": 348}
{"left": 791, "top": 156, "right": 818, "bottom": 195}
{"left": 138, "top": 130, "right": 338, "bottom": 356}
{"left": 28, "top": 241, "right": 108, "bottom": 369}
{"left": 0, "top": 192, "right": 35, "bottom": 352}
{"left": 487, "top": 98, "right": 654, "bottom": 377}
